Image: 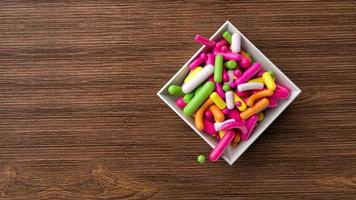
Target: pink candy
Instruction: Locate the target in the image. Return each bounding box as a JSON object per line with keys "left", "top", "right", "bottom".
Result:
{"left": 215, "top": 40, "right": 227, "bottom": 51}
{"left": 223, "top": 68, "right": 229, "bottom": 82}
{"left": 235, "top": 62, "right": 261, "bottom": 85}
{"left": 215, "top": 82, "right": 225, "bottom": 99}
{"left": 239, "top": 57, "right": 251, "bottom": 68}
{"left": 234, "top": 69, "right": 242, "bottom": 78}
{"left": 176, "top": 97, "right": 186, "bottom": 109}
{"left": 220, "top": 46, "right": 229, "bottom": 52}
{"left": 271, "top": 85, "right": 290, "bottom": 99}
{"left": 221, "top": 121, "right": 248, "bottom": 135}
{"left": 203, "top": 119, "right": 216, "bottom": 135}
{"left": 222, "top": 108, "right": 230, "bottom": 115}
{"left": 227, "top": 110, "right": 241, "bottom": 121}
{"left": 204, "top": 110, "right": 213, "bottom": 120}
{"left": 268, "top": 98, "right": 278, "bottom": 108}
{"left": 189, "top": 53, "right": 207, "bottom": 70}
{"left": 241, "top": 115, "right": 258, "bottom": 141}
{"left": 229, "top": 81, "right": 236, "bottom": 89}
{"left": 209, "top": 130, "right": 235, "bottom": 161}
{"left": 194, "top": 35, "right": 216, "bottom": 48}
{"left": 206, "top": 53, "right": 215, "bottom": 65}
{"left": 217, "top": 51, "right": 241, "bottom": 61}
{"left": 236, "top": 90, "right": 250, "bottom": 98}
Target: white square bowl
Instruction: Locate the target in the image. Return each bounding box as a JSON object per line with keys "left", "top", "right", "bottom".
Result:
{"left": 157, "top": 21, "right": 301, "bottom": 165}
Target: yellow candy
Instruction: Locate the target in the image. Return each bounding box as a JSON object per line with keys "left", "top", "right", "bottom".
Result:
{"left": 210, "top": 92, "right": 226, "bottom": 110}
{"left": 184, "top": 66, "right": 202, "bottom": 83}
{"left": 233, "top": 92, "right": 247, "bottom": 111}
{"left": 258, "top": 112, "right": 264, "bottom": 121}
{"left": 219, "top": 131, "right": 225, "bottom": 139}
{"left": 262, "top": 72, "right": 276, "bottom": 91}
{"left": 248, "top": 77, "right": 265, "bottom": 85}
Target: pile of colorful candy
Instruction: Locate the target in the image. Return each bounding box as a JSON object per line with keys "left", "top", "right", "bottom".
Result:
{"left": 168, "top": 31, "right": 290, "bottom": 162}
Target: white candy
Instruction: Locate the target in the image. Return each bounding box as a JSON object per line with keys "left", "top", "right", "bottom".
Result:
{"left": 238, "top": 82, "right": 264, "bottom": 92}
{"left": 214, "top": 119, "right": 235, "bottom": 131}
{"left": 230, "top": 33, "right": 241, "bottom": 53}
{"left": 227, "top": 70, "right": 234, "bottom": 84}
{"left": 225, "top": 91, "right": 234, "bottom": 110}
{"left": 182, "top": 64, "right": 214, "bottom": 93}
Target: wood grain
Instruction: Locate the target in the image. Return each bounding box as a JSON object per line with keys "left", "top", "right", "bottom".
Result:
{"left": 0, "top": 0, "right": 355, "bottom": 199}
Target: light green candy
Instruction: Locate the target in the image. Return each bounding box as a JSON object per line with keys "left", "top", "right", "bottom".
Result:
{"left": 214, "top": 54, "right": 223, "bottom": 83}
{"left": 197, "top": 155, "right": 206, "bottom": 163}
{"left": 268, "top": 70, "right": 276, "bottom": 80}
{"left": 224, "top": 60, "right": 237, "bottom": 70}
{"left": 183, "top": 92, "right": 194, "bottom": 103}
{"left": 222, "top": 31, "right": 232, "bottom": 44}
{"left": 223, "top": 83, "right": 230, "bottom": 91}
{"left": 183, "top": 81, "right": 215, "bottom": 116}
{"left": 168, "top": 85, "right": 185, "bottom": 96}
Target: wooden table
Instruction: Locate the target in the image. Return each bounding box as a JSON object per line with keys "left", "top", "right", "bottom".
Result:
{"left": 0, "top": 1, "right": 355, "bottom": 199}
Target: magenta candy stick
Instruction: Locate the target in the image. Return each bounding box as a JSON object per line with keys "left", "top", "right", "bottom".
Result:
{"left": 257, "top": 69, "right": 266, "bottom": 77}
{"left": 206, "top": 53, "right": 215, "bottom": 65}
{"left": 209, "top": 130, "right": 235, "bottom": 161}
{"left": 236, "top": 90, "right": 250, "bottom": 98}
{"left": 203, "top": 119, "right": 216, "bottom": 135}
{"left": 227, "top": 109, "right": 241, "bottom": 121}
{"left": 176, "top": 97, "right": 186, "bottom": 109}
{"left": 194, "top": 35, "right": 216, "bottom": 48}
{"left": 229, "top": 81, "right": 236, "bottom": 89}
{"left": 239, "top": 57, "right": 251, "bottom": 68}
{"left": 223, "top": 68, "right": 229, "bottom": 82}
{"left": 189, "top": 53, "right": 207, "bottom": 70}
{"left": 268, "top": 98, "right": 278, "bottom": 108}
{"left": 204, "top": 110, "right": 213, "bottom": 120}
{"left": 241, "top": 115, "right": 258, "bottom": 141}
{"left": 235, "top": 62, "right": 261, "bottom": 85}
{"left": 215, "top": 40, "right": 227, "bottom": 50}
{"left": 221, "top": 46, "right": 228, "bottom": 52}
{"left": 234, "top": 69, "right": 242, "bottom": 78}
{"left": 215, "top": 82, "right": 225, "bottom": 99}
{"left": 271, "top": 85, "right": 290, "bottom": 99}
{"left": 208, "top": 76, "right": 214, "bottom": 82}
{"left": 221, "top": 121, "right": 248, "bottom": 135}
{"left": 235, "top": 101, "right": 241, "bottom": 107}
{"left": 219, "top": 51, "right": 241, "bottom": 61}
{"left": 222, "top": 108, "right": 229, "bottom": 115}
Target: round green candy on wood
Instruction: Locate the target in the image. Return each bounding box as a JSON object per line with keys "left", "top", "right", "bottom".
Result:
{"left": 197, "top": 155, "right": 206, "bottom": 163}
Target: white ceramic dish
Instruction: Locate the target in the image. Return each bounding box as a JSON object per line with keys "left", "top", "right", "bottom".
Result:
{"left": 157, "top": 21, "right": 301, "bottom": 165}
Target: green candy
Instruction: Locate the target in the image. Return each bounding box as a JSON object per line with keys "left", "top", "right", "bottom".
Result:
{"left": 222, "top": 31, "right": 232, "bottom": 44}
{"left": 168, "top": 85, "right": 185, "bottom": 96}
{"left": 214, "top": 54, "right": 223, "bottom": 83}
{"left": 195, "top": 84, "right": 204, "bottom": 94}
{"left": 183, "top": 92, "right": 194, "bottom": 103}
{"left": 268, "top": 70, "right": 274, "bottom": 76}
{"left": 183, "top": 81, "right": 215, "bottom": 116}
{"left": 224, "top": 60, "right": 237, "bottom": 70}
{"left": 197, "top": 155, "right": 206, "bottom": 163}
{"left": 223, "top": 83, "right": 230, "bottom": 91}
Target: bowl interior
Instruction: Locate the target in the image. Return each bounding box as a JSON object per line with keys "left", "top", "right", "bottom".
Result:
{"left": 158, "top": 21, "right": 301, "bottom": 165}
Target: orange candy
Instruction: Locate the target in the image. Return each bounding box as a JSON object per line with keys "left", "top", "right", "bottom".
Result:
{"left": 241, "top": 98, "right": 269, "bottom": 120}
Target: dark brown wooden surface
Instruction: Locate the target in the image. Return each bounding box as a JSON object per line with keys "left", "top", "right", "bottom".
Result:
{"left": 0, "top": 0, "right": 355, "bottom": 199}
